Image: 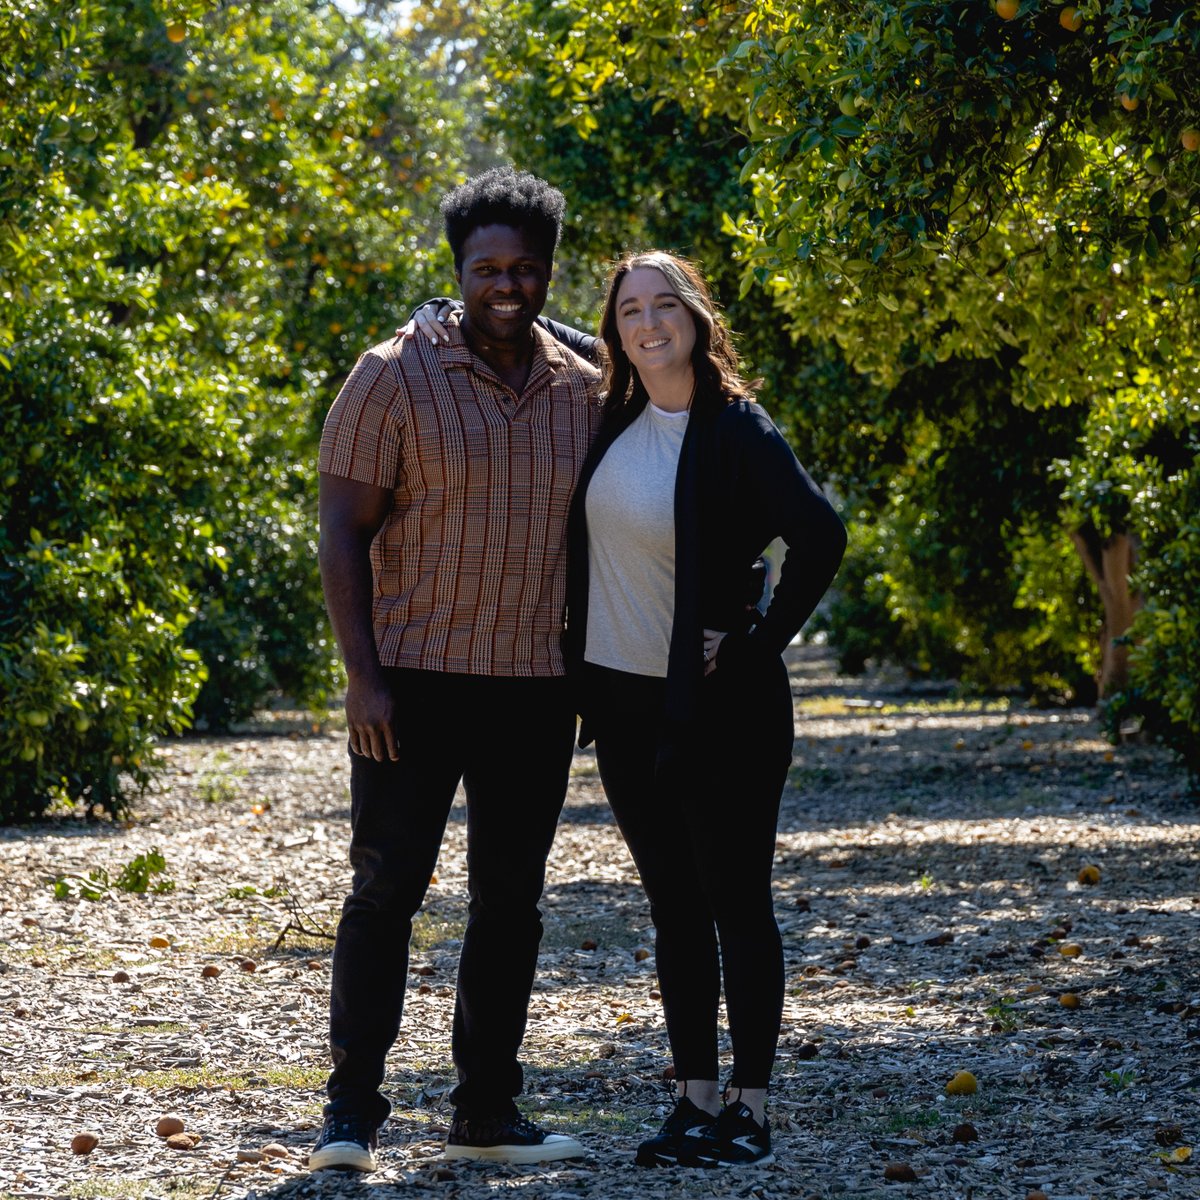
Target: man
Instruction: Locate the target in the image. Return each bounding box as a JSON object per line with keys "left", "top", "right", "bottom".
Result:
{"left": 310, "top": 168, "right": 600, "bottom": 1171}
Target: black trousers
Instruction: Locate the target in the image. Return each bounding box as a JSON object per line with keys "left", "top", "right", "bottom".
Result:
{"left": 587, "top": 655, "right": 794, "bottom": 1088}
{"left": 325, "top": 668, "right": 576, "bottom": 1123}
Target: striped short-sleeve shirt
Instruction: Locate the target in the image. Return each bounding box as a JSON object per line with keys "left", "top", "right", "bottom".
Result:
{"left": 318, "top": 324, "right": 602, "bottom": 677}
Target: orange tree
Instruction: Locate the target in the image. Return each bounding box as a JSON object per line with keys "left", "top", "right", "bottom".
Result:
{"left": 473, "top": 0, "right": 1095, "bottom": 695}
{"left": 0, "top": 0, "right": 463, "bottom": 819}
{"left": 491, "top": 0, "right": 1200, "bottom": 773}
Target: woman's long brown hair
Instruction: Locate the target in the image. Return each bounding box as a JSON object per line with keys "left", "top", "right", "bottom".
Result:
{"left": 596, "top": 251, "right": 758, "bottom": 419}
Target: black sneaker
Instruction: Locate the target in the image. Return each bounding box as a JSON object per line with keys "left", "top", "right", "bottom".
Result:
{"left": 678, "top": 1100, "right": 774, "bottom": 1168}
{"left": 443, "top": 1107, "right": 584, "bottom": 1163}
{"left": 635, "top": 1096, "right": 720, "bottom": 1167}
{"left": 308, "top": 1113, "right": 379, "bottom": 1171}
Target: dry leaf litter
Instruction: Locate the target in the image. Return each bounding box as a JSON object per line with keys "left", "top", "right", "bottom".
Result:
{"left": 2, "top": 647, "right": 1198, "bottom": 1200}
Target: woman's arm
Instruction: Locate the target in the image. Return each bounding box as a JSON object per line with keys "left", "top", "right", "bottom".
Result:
{"left": 536, "top": 316, "right": 600, "bottom": 365}
{"left": 398, "top": 300, "right": 600, "bottom": 366}
{"left": 717, "top": 408, "right": 847, "bottom": 669}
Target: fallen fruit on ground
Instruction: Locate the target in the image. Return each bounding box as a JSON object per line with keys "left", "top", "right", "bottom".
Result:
{"left": 261, "top": 1143, "right": 290, "bottom": 1158}
{"left": 1059, "top": 942, "right": 1083, "bottom": 957}
{"left": 1077, "top": 864, "right": 1101, "bottom": 885}
{"left": 952, "top": 1121, "right": 979, "bottom": 1143}
{"left": 1155, "top": 1123, "right": 1183, "bottom": 1146}
{"left": 884, "top": 1161, "right": 918, "bottom": 1182}
{"left": 156, "top": 1115, "right": 185, "bottom": 1138}
{"left": 1060, "top": 992, "right": 1081, "bottom": 1009}
{"left": 148, "top": 935, "right": 170, "bottom": 949}
{"left": 201, "top": 964, "right": 221, "bottom": 978}
{"left": 166, "top": 1133, "right": 197, "bottom": 1151}
{"left": 946, "top": 1070, "right": 978, "bottom": 1095}
{"left": 71, "top": 1132, "right": 99, "bottom": 1155}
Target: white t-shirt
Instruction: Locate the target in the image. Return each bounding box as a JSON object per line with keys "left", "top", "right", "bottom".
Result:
{"left": 584, "top": 402, "right": 689, "bottom": 676}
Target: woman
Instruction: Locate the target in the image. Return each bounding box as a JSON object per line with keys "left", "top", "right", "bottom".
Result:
{"left": 408, "top": 253, "right": 845, "bottom": 1167}
{"left": 562, "top": 253, "right": 844, "bottom": 1168}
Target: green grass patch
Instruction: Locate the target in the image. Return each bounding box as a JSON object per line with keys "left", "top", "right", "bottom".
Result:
{"left": 18, "top": 1063, "right": 328, "bottom": 1090}
{"left": 411, "top": 912, "right": 467, "bottom": 954}
{"left": 5, "top": 941, "right": 126, "bottom": 970}
{"left": 794, "top": 695, "right": 853, "bottom": 716}
{"left": 882, "top": 1106, "right": 943, "bottom": 1134}
{"left": 787, "top": 765, "right": 839, "bottom": 789}
{"left": 199, "top": 924, "right": 332, "bottom": 956}
{"left": 68, "top": 1181, "right": 215, "bottom": 1200}
{"left": 535, "top": 1101, "right": 644, "bottom": 1134}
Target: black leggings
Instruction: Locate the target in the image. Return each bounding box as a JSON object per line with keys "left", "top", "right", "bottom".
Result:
{"left": 586, "top": 656, "right": 794, "bottom": 1088}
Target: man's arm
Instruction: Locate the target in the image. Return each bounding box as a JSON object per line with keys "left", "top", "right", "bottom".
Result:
{"left": 318, "top": 472, "right": 399, "bottom": 762}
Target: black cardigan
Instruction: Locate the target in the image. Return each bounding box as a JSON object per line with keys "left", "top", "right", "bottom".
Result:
{"left": 564, "top": 393, "right": 847, "bottom": 731}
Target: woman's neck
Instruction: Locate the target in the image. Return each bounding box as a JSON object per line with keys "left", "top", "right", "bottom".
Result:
{"left": 640, "top": 368, "right": 694, "bottom": 413}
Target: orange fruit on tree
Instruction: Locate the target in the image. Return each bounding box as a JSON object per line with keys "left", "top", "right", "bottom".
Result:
{"left": 1182, "top": 129, "right": 1200, "bottom": 152}
{"left": 995, "top": 0, "right": 1019, "bottom": 18}
{"left": 166, "top": 22, "right": 186, "bottom": 42}
{"left": 1119, "top": 94, "right": 1140, "bottom": 112}
{"left": 1059, "top": 6, "right": 1083, "bottom": 31}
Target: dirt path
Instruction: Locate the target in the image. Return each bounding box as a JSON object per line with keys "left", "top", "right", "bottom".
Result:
{"left": 2, "top": 648, "right": 1198, "bottom": 1200}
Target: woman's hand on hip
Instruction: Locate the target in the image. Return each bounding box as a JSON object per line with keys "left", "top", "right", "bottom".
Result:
{"left": 702, "top": 628, "right": 727, "bottom": 676}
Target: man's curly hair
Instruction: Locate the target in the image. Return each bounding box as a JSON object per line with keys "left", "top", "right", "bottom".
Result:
{"left": 441, "top": 167, "right": 566, "bottom": 271}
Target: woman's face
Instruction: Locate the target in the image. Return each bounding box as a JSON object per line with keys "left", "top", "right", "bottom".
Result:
{"left": 614, "top": 266, "right": 697, "bottom": 381}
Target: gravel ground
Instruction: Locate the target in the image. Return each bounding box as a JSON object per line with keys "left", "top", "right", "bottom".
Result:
{"left": 2, "top": 647, "right": 1198, "bottom": 1200}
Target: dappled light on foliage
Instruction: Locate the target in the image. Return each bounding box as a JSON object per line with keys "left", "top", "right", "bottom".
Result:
{"left": 0, "top": 1, "right": 465, "bottom": 818}
{"left": 484, "top": 0, "right": 1200, "bottom": 778}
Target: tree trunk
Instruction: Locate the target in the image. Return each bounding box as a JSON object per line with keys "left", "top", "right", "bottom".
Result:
{"left": 1069, "top": 527, "right": 1139, "bottom": 699}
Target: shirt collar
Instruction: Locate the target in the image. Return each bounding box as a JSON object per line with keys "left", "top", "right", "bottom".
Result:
{"left": 439, "top": 320, "right": 568, "bottom": 388}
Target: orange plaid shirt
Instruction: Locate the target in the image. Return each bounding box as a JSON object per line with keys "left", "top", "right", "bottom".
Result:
{"left": 319, "top": 324, "right": 602, "bottom": 677}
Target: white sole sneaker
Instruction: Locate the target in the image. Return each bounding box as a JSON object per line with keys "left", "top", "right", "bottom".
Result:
{"left": 309, "top": 1140, "right": 377, "bottom": 1171}
{"left": 443, "top": 1133, "right": 584, "bottom": 1163}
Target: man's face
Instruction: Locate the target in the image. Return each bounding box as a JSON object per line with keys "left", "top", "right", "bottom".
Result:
{"left": 456, "top": 224, "right": 551, "bottom": 348}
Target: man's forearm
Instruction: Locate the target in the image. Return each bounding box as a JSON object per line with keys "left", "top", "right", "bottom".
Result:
{"left": 319, "top": 532, "right": 383, "bottom": 680}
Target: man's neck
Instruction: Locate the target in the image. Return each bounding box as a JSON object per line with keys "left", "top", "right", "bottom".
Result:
{"left": 461, "top": 318, "right": 538, "bottom": 392}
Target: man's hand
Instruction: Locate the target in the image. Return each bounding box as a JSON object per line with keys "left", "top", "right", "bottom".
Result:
{"left": 345, "top": 673, "right": 400, "bottom": 762}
